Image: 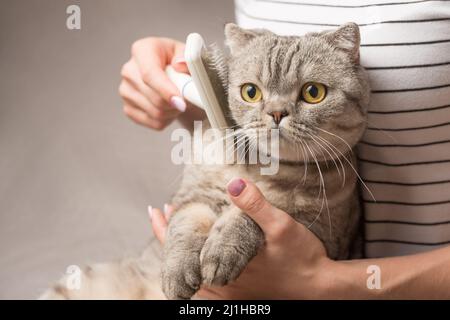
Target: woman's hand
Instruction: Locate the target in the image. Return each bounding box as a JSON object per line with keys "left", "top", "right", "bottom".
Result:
{"left": 150, "top": 178, "right": 335, "bottom": 299}
{"left": 151, "top": 178, "right": 450, "bottom": 299}
{"left": 119, "top": 37, "right": 204, "bottom": 131}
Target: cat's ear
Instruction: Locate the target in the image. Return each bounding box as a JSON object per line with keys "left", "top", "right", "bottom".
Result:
{"left": 324, "top": 22, "right": 361, "bottom": 63}
{"left": 224, "top": 23, "right": 265, "bottom": 53}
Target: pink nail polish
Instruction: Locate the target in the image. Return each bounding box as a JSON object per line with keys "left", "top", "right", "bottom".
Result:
{"left": 170, "top": 96, "right": 186, "bottom": 112}
{"left": 163, "top": 203, "right": 169, "bottom": 215}
{"left": 227, "top": 178, "right": 246, "bottom": 197}
{"left": 147, "top": 205, "right": 153, "bottom": 220}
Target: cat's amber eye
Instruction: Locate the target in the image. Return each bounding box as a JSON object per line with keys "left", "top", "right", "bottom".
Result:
{"left": 301, "top": 82, "right": 327, "bottom": 104}
{"left": 241, "top": 83, "right": 262, "bottom": 103}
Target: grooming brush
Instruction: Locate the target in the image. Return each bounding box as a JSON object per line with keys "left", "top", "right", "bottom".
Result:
{"left": 165, "top": 33, "right": 229, "bottom": 132}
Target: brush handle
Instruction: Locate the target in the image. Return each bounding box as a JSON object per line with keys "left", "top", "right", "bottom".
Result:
{"left": 165, "top": 65, "right": 204, "bottom": 109}
{"left": 167, "top": 32, "right": 228, "bottom": 132}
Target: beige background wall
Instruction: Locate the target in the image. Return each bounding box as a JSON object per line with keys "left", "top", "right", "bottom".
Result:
{"left": 0, "top": 0, "right": 235, "bottom": 299}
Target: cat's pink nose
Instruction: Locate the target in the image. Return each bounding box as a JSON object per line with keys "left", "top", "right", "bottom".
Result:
{"left": 268, "top": 111, "right": 289, "bottom": 125}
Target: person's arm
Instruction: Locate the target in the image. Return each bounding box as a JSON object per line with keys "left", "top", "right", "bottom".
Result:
{"left": 150, "top": 178, "right": 450, "bottom": 299}
{"left": 323, "top": 246, "right": 450, "bottom": 299}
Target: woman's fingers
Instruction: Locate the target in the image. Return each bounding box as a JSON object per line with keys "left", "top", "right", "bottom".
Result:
{"left": 132, "top": 38, "right": 186, "bottom": 112}
{"left": 119, "top": 80, "right": 151, "bottom": 112}
{"left": 148, "top": 204, "right": 175, "bottom": 244}
{"left": 119, "top": 80, "right": 179, "bottom": 120}
{"left": 123, "top": 104, "right": 169, "bottom": 131}
{"left": 149, "top": 206, "right": 168, "bottom": 244}
{"left": 120, "top": 63, "right": 179, "bottom": 130}
{"left": 121, "top": 60, "right": 177, "bottom": 112}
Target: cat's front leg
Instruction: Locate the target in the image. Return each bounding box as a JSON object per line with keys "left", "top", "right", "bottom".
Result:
{"left": 162, "top": 203, "right": 216, "bottom": 299}
{"left": 200, "top": 208, "right": 264, "bottom": 286}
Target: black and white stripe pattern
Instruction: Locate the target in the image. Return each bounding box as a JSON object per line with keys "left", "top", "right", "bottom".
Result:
{"left": 235, "top": 0, "right": 450, "bottom": 258}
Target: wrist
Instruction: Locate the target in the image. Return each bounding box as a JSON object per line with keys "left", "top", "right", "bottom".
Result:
{"left": 313, "top": 258, "right": 343, "bottom": 299}
{"left": 318, "top": 259, "right": 384, "bottom": 299}
{"left": 314, "top": 258, "right": 365, "bottom": 299}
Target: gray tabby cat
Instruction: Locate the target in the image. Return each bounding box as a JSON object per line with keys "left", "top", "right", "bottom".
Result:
{"left": 42, "top": 22, "right": 370, "bottom": 300}
{"left": 162, "top": 22, "right": 369, "bottom": 299}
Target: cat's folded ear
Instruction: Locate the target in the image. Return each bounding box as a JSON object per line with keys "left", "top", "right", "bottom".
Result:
{"left": 323, "top": 22, "right": 361, "bottom": 63}
{"left": 224, "top": 23, "right": 272, "bottom": 54}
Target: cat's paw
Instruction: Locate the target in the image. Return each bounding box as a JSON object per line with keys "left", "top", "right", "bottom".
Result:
{"left": 200, "top": 233, "right": 249, "bottom": 286}
{"left": 162, "top": 251, "right": 202, "bottom": 300}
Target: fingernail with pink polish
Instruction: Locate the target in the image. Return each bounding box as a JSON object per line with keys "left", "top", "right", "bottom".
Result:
{"left": 227, "top": 178, "right": 246, "bottom": 197}
{"left": 163, "top": 203, "right": 169, "bottom": 216}
{"left": 170, "top": 96, "right": 186, "bottom": 112}
{"left": 147, "top": 205, "right": 153, "bottom": 220}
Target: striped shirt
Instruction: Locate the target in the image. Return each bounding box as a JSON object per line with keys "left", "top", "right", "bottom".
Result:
{"left": 235, "top": 0, "right": 450, "bottom": 258}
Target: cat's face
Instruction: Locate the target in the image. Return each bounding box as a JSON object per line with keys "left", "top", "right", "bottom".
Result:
{"left": 225, "top": 23, "right": 370, "bottom": 162}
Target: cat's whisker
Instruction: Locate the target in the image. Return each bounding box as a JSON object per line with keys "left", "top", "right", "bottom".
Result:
{"left": 314, "top": 131, "right": 376, "bottom": 202}
{"left": 293, "top": 141, "right": 306, "bottom": 182}
{"left": 203, "top": 128, "right": 246, "bottom": 154}
{"left": 309, "top": 191, "right": 327, "bottom": 232}
{"left": 213, "top": 127, "right": 245, "bottom": 143}
{"left": 306, "top": 145, "right": 332, "bottom": 238}
{"left": 307, "top": 133, "right": 343, "bottom": 182}
{"left": 219, "top": 124, "right": 268, "bottom": 163}
{"left": 304, "top": 142, "right": 324, "bottom": 201}
{"left": 222, "top": 135, "right": 246, "bottom": 163}
{"left": 282, "top": 128, "right": 311, "bottom": 183}
{"left": 299, "top": 140, "right": 309, "bottom": 185}
{"left": 316, "top": 136, "right": 345, "bottom": 186}
{"left": 304, "top": 142, "right": 332, "bottom": 237}
{"left": 311, "top": 137, "right": 345, "bottom": 192}
{"left": 236, "top": 129, "right": 260, "bottom": 162}
{"left": 251, "top": 128, "right": 271, "bottom": 163}
{"left": 312, "top": 134, "right": 347, "bottom": 188}
{"left": 208, "top": 120, "right": 257, "bottom": 145}
{"left": 308, "top": 136, "right": 330, "bottom": 170}
{"left": 315, "top": 127, "right": 354, "bottom": 155}
{"left": 314, "top": 134, "right": 346, "bottom": 186}
{"left": 243, "top": 133, "right": 252, "bottom": 160}
{"left": 247, "top": 133, "right": 258, "bottom": 162}
{"left": 231, "top": 134, "right": 249, "bottom": 163}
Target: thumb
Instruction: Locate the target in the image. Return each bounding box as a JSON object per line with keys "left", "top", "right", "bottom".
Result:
{"left": 170, "top": 45, "right": 190, "bottom": 74}
{"left": 226, "top": 178, "right": 293, "bottom": 237}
